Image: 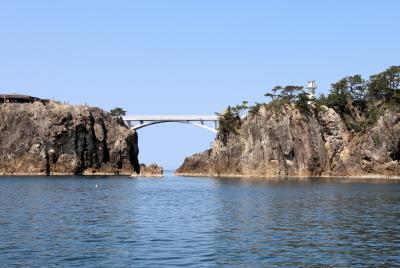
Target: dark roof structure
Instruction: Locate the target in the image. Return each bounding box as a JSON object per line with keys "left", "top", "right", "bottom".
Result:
{"left": 0, "top": 93, "right": 49, "bottom": 104}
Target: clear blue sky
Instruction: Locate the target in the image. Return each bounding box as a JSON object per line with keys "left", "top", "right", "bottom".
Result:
{"left": 1, "top": 1, "right": 399, "bottom": 169}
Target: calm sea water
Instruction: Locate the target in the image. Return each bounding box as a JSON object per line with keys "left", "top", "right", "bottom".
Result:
{"left": 0, "top": 173, "right": 400, "bottom": 267}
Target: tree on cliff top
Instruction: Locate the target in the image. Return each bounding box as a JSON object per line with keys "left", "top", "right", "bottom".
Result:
{"left": 265, "top": 85, "right": 305, "bottom": 102}
{"left": 264, "top": 85, "right": 312, "bottom": 114}
{"left": 218, "top": 65, "right": 400, "bottom": 137}
{"left": 215, "top": 104, "right": 246, "bottom": 145}
{"left": 110, "top": 107, "right": 126, "bottom": 119}
{"left": 369, "top": 66, "right": 400, "bottom": 104}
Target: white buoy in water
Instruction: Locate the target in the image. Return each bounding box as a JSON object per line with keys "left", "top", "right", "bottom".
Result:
{"left": 95, "top": 184, "right": 98, "bottom": 188}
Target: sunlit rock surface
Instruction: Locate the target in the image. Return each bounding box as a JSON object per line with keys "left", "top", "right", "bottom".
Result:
{"left": 0, "top": 101, "right": 140, "bottom": 175}
{"left": 131, "top": 163, "right": 164, "bottom": 178}
{"left": 177, "top": 104, "right": 400, "bottom": 178}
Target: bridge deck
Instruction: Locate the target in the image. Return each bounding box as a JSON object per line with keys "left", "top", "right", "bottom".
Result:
{"left": 123, "top": 115, "right": 219, "bottom": 121}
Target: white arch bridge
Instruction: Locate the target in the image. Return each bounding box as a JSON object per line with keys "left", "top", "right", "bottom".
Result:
{"left": 123, "top": 115, "right": 219, "bottom": 133}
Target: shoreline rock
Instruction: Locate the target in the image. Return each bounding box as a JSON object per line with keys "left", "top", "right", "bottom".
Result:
{"left": 176, "top": 104, "right": 400, "bottom": 179}
{"left": 175, "top": 172, "right": 400, "bottom": 181}
{"left": 0, "top": 101, "right": 140, "bottom": 176}
{"left": 131, "top": 163, "right": 164, "bottom": 178}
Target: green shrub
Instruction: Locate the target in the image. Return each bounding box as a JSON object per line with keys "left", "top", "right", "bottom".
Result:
{"left": 372, "top": 133, "right": 382, "bottom": 146}
{"left": 295, "top": 92, "right": 312, "bottom": 116}
{"left": 216, "top": 106, "right": 242, "bottom": 145}
{"left": 248, "top": 102, "right": 264, "bottom": 116}
{"left": 345, "top": 121, "right": 363, "bottom": 133}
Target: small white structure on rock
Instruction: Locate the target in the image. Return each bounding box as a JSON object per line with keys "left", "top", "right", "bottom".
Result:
{"left": 307, "top": 80, "right": 317, "bottom": 105}
{"left": 307, "top": 80, "right": 317, "bottom": 100}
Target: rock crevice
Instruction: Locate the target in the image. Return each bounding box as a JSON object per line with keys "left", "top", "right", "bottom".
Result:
{"left": 177, "top": 105, "right": 400, "bottom": 178}
{"left": 0, "top": 101, "right": 140, "bottom": 175}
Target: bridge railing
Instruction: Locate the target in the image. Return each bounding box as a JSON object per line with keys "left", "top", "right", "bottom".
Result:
{"left": 123, "top": 115, "right": 219, "bottom": 122}
{"left": 122, "top": 115, "right": 220, "bottom": 133}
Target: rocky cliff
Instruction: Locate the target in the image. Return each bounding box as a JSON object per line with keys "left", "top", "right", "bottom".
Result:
{"left": 176, "top": 104, "right": 400, "bottom": 178}
{"left": 0, "top": 101, "right": 140, "bottom": 175}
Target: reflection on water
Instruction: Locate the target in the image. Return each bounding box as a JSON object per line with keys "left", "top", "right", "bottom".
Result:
{"left": 0, "top": 174, "right": 399, "bottom": 267}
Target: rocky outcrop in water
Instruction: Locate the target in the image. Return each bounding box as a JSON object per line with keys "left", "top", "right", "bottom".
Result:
{"left": 132, "top": 163, "right": 164, "bottom": 178}
{"left": 0, "top": 101, "right": 140, "bottom": 175}
{"left": 176, "top": 104, "right": 400, "bottom": 178}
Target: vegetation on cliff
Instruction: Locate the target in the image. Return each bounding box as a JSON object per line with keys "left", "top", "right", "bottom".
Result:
{"left": 215, "top": 101, "right": 248, "bottom": 144}
{"left": 178, "top": 66, "right": 400, "bottom": 178}
{"left": 110, "top": 107, "right": 127, "bottom": 119}
{"left": 218, "top": 65, "right": 400, "bottom": 137}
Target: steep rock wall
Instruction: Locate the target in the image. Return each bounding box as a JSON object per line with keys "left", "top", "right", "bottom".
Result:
{"left": 176, "top": 105, "right": 400, "bottom": 178}
{"left": 0, "top": 101, "right": 140, "bottom": 175}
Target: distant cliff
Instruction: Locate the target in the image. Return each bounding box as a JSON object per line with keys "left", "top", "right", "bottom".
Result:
{"left": 176, "top": 104, "right": 400, "bottom": 179}
{"left": 0, "top": 101, "right": 140, "bottom": 175}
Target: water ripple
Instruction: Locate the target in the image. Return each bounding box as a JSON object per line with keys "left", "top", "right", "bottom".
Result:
{"left": 0, "top": 175, "right": 399, "bottom": 267}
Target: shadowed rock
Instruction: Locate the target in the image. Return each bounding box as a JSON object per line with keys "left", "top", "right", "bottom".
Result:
{"left": 0, "top": 101, "right": 140, "bottom": 176}
{"left": 176, "top": 104, "right": 400, "bottom": 178}
{"left": 131, "top": 163, "right": 164, "bottom": 178}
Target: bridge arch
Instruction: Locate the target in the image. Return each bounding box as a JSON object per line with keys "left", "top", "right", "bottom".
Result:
{"left": 131, "top": 121, "right": 217, "bottom": 133}
{"left": 123, "top": 115, "right": 219, "bottom": 134}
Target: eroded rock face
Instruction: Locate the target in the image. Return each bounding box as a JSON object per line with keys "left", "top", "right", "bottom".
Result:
{"left": 131, "top": 163, "right": 164, "bottom": 177}
{"left": 176, "top": 105, "right": 400, "bottom": 178}
{"left": 0, "top": 101, "right": 140, "bottom": 175}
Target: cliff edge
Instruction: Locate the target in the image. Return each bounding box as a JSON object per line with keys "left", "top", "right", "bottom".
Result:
{"left": 176, "top": 104, "right": 400, "bottom": 178}
{"left": 0, "top": 101, "right": 140, "bottom": 175}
